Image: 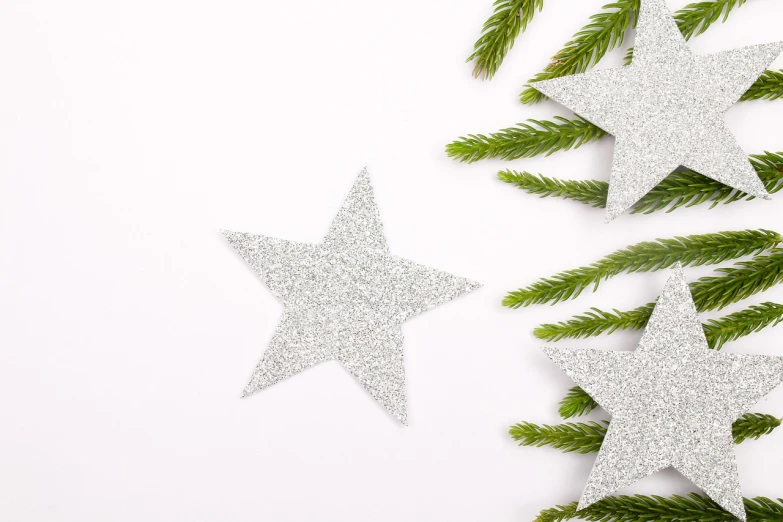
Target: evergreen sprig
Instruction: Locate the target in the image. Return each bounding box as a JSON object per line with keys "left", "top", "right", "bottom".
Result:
{"left": 498, "top": 152, "right": 783, "bottom": 214}
{"left": 705, "top": 301, "right": 783, "bottom": 350}
{"left": 499, "top": 170, "right": 608, "bottom": 208}
{"left": 559, "top": 386, "right": 601, "bottom": 419}
{"left": 534, "top": 302, "right": 656, "bottom": 341}
{"left": 695, "top": 249, "right": 783, "bottom": 311}
{"left": 502, "top": 229, "right": 780, "bottom": 309}
{"left": 511, "top": 414, "right": 781, "bottom": 455}
{"left": 468, "top": 0, "right": 544, "bottom": 80}
{"left": 446, "top": 116, "right": 607, "bottom": 163}
{"left": 733, "top": 412, "right": 783, "bottom": 444}
{"left": 535, "top": 493, "right": 783, "bottom": 522}
{"left": 534, "top": 249, "right": 783, "bottom": 341}
{"left": 520, "top": 0, "right": 638, "bottom": 105}
{"left": 521, "top": 0, "right": 746, "bottom": 104}
{"left": 510, "top": 420, "right": 608, "bottom": 454}
{"left": 674, "top": 0, "right": 747, "bottom": 39}
{"left": 741, "top": 69, "right": 783, "bottom": 101}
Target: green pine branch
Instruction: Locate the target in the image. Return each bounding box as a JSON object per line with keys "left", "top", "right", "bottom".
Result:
{"left": 535, "top": 493, "right": 783, "bottom": 522}
{"left": 523, "top": 0, "right": 746, "bottom": 104}
{"left": 695, "top": 249, "right": 783, "bottom": 311}
{"left": 558, "top": 386, "right": 602, "bottom": 419}
{"left": 733, "top": 412, "right": 783, "bottom": 444}
{"left": 520, "top": 0, "right": 639, "bottom": 104}
{"left": 499, "top": 170, "right": 608, "bottom": 208}
{"left": 705, "top": 301, "right": 783, "bottom": 350}
{"left": 511, "top": 420, "right": 609, "bottom": 454}
{"left": 535, "top": 303, "right": 655, "bottom": 341}
{"left": 511, "top": 414, "right": 781, "bottom": 455}
{"left": 674, "top": 0, "right": 747, "bottom": 39}
{"left": 502, "top": 229, "right": 780, "bottom": 308}
{"left": 468, "top": 0, "right": 544, "bottom": 80}
{"left": 498, "top": 151, "right": 783, "bottom": 214}
{"left": 741, "top": 69, "right": 783, "bottom": 101}
{"left": 533, "top": 249, "right": 783, "bottom": 341}
{"left": 446, "top": 116, "right": 607, "bottom": 163}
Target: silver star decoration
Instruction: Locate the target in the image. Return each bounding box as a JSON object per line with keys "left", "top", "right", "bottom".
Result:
{"left": 543, "top": 265, "right": 783, "bottom": 520}
{"left": 532, "top": 0, "right": 783, "bottom": 222}
{"left": 222, "top": 168, "right": 480, "bottom": 424}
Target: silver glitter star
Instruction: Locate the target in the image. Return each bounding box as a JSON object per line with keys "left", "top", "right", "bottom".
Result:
{"left": 532, "top": 0, "right": 783, "bottom": 222}
{"left": 543, "top": 265, "right": 783, "bottom": 520}
{"left": 222, "top": 168, "right": 480, "bottom": 424}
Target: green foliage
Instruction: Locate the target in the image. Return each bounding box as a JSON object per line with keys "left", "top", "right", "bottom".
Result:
{"left": 498, "top": 152, "right": 783, "bottom": 214}
{"left": 558, "top": 386, "right": 600, "bottom": 419}
{"left": 733, "top": 413, "right": 783, "bottom": 444}
{"left": 534, "top": 249, "right": 783, "bottom": 341}
{"left": 534, "top": 304, "right": 653, "bottom": 341}
{"left": 499, "top": 170, "right": 608, "bottom": 207}
{"left": 510, "top": 420, "right": 608, "bottom": 454}
{"left": 741, "top": 69, "right": 783, "bottom": 101}
{"left": 520, "top": 0, "right": 639, "bottom": 105}
{"left": 705, "top": 302, "right": 783, "bottom": 350}
{"left": 695, "top": 249, "right": 783, "bottom": 311}
{"left": 468, "top": 0, "right": 544, "bottom": 80}
{"left": 512, "top": 414, "right": 780, "bottom": 457}
{"left": 454, "top": 3, "right": 776, "bottom": 163}
{"left": 502, "top": 229, "right": 781, "bottom": 308}
{"left": 535, "top": 493, "right": 783, "bottom": 522}
{"left": 522, "top": 0, "right": 747, "bottom": 104}
{"left": 446, "top": 116, "right": 606, "bottom": 163}
{"left": 675, "top": 0, "right": 747, "bottom": 39}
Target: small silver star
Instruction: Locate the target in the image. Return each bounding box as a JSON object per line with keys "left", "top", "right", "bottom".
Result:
{"left": 532, "top": 0, "right": 783, "bottom": 222}
{"left": 222, "top": 168, "right": 480, "bottom": 424}
{"left": 543, "top": 265, "right": 783, "bottom": 520}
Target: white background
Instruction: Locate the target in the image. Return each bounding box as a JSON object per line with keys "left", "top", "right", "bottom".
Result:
{"left": 1, "top": 0, "right": 783, "bottom": 520}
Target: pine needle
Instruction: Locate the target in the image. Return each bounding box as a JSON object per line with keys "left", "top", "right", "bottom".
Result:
{"left": 511, "top": 414, "right": 781, "bottom": 455}
{"left": 741, "top": 69, "right": 783, "bottom": 101}
{"left": 503, "top": 229, "right": 781, "bottom": 308}
{"left": 733, "top": 413, "right": 783, "bottom": 444}
{"left": 510, "top": 420, "right": 609, "bottom": 454}
{"left": 705, "top": 302, "right": 783, "bottom": 350}
{"left": 521, "top": 0, "right": 639, "bottom": 105}
{"left": 498, "top": 152, "right": 783, "bottom": 214}
{"left": 468, "top": 0, "right": 544, "bottom": 80}
{"left": 558, "top": 386, "right": 602, "bottom": 419}
{"left": 446, "top": 117, "right": 608, "bottom": 163}
{"left": 535, "top": 493, "right": 783, "bottom": 522}
{"left": 533, "top": 250, "right": 783, "bottom": 341}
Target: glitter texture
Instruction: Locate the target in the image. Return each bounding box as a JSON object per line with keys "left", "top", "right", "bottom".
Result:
{"left": 543, "top": 265, "right": 783, "bottom": 520}
{"left": 532, "top": 0, "right": 783, "bottom": 222}
{"left": 223, "top": 168, "right": 481, "bottom": 424}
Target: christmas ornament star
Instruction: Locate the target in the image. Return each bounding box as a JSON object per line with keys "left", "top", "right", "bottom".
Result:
{"left": 222, "top": 168, "right": 480, "bottom": 424}
{"left": 532, "top": 0, "right": 783, "bottom": 222}
{"left": 543, "top": 265, "right": 783, "bottom": 520}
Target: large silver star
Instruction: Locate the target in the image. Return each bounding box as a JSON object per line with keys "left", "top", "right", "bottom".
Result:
{"left": 532, "top": 0, "right": 783, "bottom": 222}
{"left": 543, "top": 265, "right": 783, "bottom": 520}
{"left": 222, "top": 168, "right": 480, "bottom": 424}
